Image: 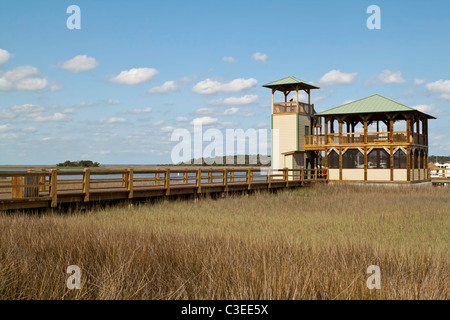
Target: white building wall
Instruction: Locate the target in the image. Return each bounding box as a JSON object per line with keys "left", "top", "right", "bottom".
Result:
{"left": 367, "top": 169, "right": 391, "bottom": 181}
{"left": 342, "top": 169, "right": 364, "bottom": 181}
{"left": 273, "top": 114, "right": 297, "bottom": 170}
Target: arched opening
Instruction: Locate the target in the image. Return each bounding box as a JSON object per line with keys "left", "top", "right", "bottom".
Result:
{"left": 393, "top": 149, "right": 407, "bottom": 169}
{"left": 327, "top": 150, "right": 339, "bottom": 169}
{"left": 342, "top": 149, "right": 364, "bottom": 168}
{"left": 368, "top": 148, "right": 390, "bottom": 169}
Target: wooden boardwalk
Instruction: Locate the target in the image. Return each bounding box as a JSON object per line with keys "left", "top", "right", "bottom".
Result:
{"left": 0, "top": 167, "right": 328, "bottom": 211}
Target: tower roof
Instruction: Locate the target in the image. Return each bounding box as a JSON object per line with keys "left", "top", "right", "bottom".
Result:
{"left": 262, "top": 76, "right": 320, "bottom": 91}
{"left": 316, "top": 94, "right": 436, "bottom": 119}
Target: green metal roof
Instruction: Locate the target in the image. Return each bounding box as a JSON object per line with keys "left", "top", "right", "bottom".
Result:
{"left": 262, "top": 76, "right": 320, "bottom": 90}
{"left": 317, "top": 94, "right": 436, "bottom": 118}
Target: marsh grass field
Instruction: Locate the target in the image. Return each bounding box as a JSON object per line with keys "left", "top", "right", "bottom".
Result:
{"left": 0, "top": 184, "right": 448, "bottom": 300}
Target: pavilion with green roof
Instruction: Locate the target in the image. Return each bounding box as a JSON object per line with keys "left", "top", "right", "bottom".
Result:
{"left": 305, "top": 93, "right": 435, "bottom": 183}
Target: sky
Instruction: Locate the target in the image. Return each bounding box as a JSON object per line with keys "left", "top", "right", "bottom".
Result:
{"left": 0, "top": 0, "right": 449, "bottom": 165}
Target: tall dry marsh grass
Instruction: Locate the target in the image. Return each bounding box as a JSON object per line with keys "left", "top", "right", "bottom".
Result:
{"left": 0, "top": 184, "right": 448, "bottom": 299}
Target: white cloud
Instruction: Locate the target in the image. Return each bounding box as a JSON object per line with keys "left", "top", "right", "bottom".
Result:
{"left": 222, "top": 107, "right": 239, "bottom": 115}
{"left": 176, "top": 116, "right": 188, "bottom": 122}
{"left": 195, "top": 108, "right": 214, "bottom": 115}
{"left": 252, "top": 52, "right": 268, "bottom": 63}
{"left": 0, "top": 124, "right": 15, "bottom": 132}
{"left": 110, "top": 67, "right": 159, "bottom": 85}
{"left": 413, "top": 104, "right": 436, "bottom": 113}
{"left": 14, "top": 77, "right": 48, "bottom": 90}
{"left": 368, "top": 70, "right": 406, "bottom": 85}
{"left": 153, "top": 120, "right": 164, "bottom": 126}
{"left": 318, "top": 70, "right": 358, "bottom": 86}
{"left": 426, "top": 79, "right": 450, "bottom": 100}
{"left": 105, "top": 98, "right": 120, "bottom": 105}
{"left": 190, "top": 116, "right": 218, "bottom": 125}
{"left": 0, "top": 66, "right": 48, "bottom": 91}
{"left": 101, "top": 117, "right": 127, "bottom": 124}
{"left": 60, "top": 55, "right": 98, "bottom": 72}
{"left": 413, "top": 78, "right": 425, "bottom": 85}
{"left": 207, "top": 94, "right": 258, "bottom": 106}
{"left": 149, "top": 80, "right": 178, "bottom": 94}
{"left": 41, "top": 137, "right": 52, "bottom": 141}
{"left": 49, "top": 82, "right": 64, "bottom": 92}
{"left": 11, "top": 104, "right": 44, "bottom": 113}
{"left": 222, "top": 57, "right": 237, "bottom": 63}
{"left": 160, "top": 126, "right": 176, "bottom": 132}
{"left": 0, "top": 48, "right": 11, "bottom": 65}
{"left": 149, "top": 75, "right": 196, "bottom": 94}
{"left": 192, "top": 78, "right": 257, "bottom": 95}
{"left": 122, "top": 107, "right": 152, "bottom": 114}
{"left": 33, "top": 113, "right": 69, "bottom": 122}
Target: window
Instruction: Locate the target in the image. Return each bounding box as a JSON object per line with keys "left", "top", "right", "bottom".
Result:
{"left": 342, "top": 149, "right": 364, "bottom": 168}
{"left": 327, "top": 150, "right": 339, "bottom": 169}
{"left": 393, "top": 149, "right": 407, "bottom": 169}
{"left": 368, "top": 148, "right": 390, "bottom": 169}
{"left": 305, "top": 126, "right": 310, "bottom": 136}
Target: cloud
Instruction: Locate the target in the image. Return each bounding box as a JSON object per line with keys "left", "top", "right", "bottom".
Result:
{"left": 206, "top": 94, "right": 258, "bottom": 106}
{"left": 0, "top": 66, "right": 48, "bottom": 91}
{"left": 0, "top": 48, "right": 11, "bottom": 65}
{"left": 192, "top": 78, "right": 258, "bottom": 95}
{"left": 103, "top": 98, "right": 120, "bottom": 105}
{"left": 11, "top": 104, "right": 45, "bottom": 114}
{"left": 426, "top": 79, "right": 450, "bottom": 100}
{"left": 110, "top": 67, "right": 159, "bottom": 85}
{"left": 153, "top": 120, "right": 164, "bottom": 126}
{"left": 190, "top": 116, "right": 218, "bottom": 125}
{"left": 148, "top": 76, "right": 196, "bottom": 94}
{"left": 222, "top": 57, "right": 237, "bottom": 64}
{"left": 413, "top": 104, "right": 436, "bottom": 113}
{"left": 0, "top": 124, "right": 15, "bottom": 132}
{"left": 33, "top": 113, "right": 69, "bottom": 122}
{"left": 195, "top": 108, "right": 214, "bottom": 115}
{"left": 49, "top": 82, "right": 64, "bottom": 92}
{"left": 176, "top": 116, "right": 188, "bottom": 122}
{"left": 318, "top": 70, "right": 358, "bottom": 86}
{"left": 101, "top": 117, "right": 128, "bottom": 124}
{"left": 120, "top": 107, "right": 152, "bottom": 114}
{"left": 222, "top": 108, "right": 239, "bottom": 115}
{"left": 252, "top": 52, "right": 268, "bottom": 63}
{"left": 367, "top": 70, "right": 406, "bottom": 85}
{"left": 60, "top": 55, "right": 98, "bottom": 72}
{"left": 160, "top": 126, "right": 176, "bottom": 132}
{"left": 413, "top": 78, "right": 425, "bottom": 85}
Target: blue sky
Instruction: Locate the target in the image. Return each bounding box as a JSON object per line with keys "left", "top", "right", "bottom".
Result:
{"left": 0, "top": 0, "right": 449, "bottom": 165}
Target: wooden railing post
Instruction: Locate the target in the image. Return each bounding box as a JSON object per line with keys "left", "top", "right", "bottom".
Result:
{"left": 230, "top": 170, "right": 235, "bottom": 183}
{"left": 127, "top": 169, "right": 133, "bottom": 198}
{"left": 301, "top": 168, "right": 304, "bottom": 184}
{"left": 247, "top": 168, "right": 252, "bottom": 190}
{"left": 83, "top": 168, "right": 90, "bottom": 202}
{"left": 196, "top": 168, "right": 201, "bottom": 193}
{"left": 268, "top": 169, "right": 271, "bottom": 189}
{"left": 283, "top": 167, "right": 288, "bottom": 187}
{"left": 155, "top": 170, "right": 160, "bottom": 186}
{"left": 314, "top": 168, "right": 317, "bottom": 181}
{"left": 39, "top": 168, "right": 46, "bottom": 192}
{"left": 165, "top": 168, "right": 170, "bottom": 196}
{"left": 223, "top": 169, "right": 227, "bottom": 188}
{"left": 122, "top": 170, "right": 128, "bottom": 188}
{"left": 208, "top": 171, "right": 213, "bottom": 184}
{"left": 49, "top": 169, "right": 57, "bottom": 207}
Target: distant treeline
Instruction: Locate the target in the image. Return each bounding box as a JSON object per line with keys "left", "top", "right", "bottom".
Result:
{"left": 56, "top": 160, "right": 100, "bottom": 168}
{"left": 179, "top": 155, "right": 271, "bottom": 166}
{"left": 429, "top": 155, "right": 450, "bottom": 164}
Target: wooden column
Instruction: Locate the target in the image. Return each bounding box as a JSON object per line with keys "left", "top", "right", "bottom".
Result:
{"left": 165, "top": 168, "right": 170, "bottom": 196}
{"left": 324, "top": 119, "right": 328, "bottom": 145}
{"left": 364, "top": 147, "right": 368, "bottom": 181}
{"left": 339, "top": 148, "right": 343, "bottom": 181}
{"left": 390, "top": 147, "right": 394, "bottom": 181}
{"left": 389, "top": 119, "right": 394, "bottom": 142}
{"left": 411, "top": 149, "right": 415, "bottom": 182}
{"left": 363, "top": 119, "right": 368, "bottom": 144}
{"left": 339, "top": 120, "right": 343, "bottom": 145}
{"left": 406, "top": 147, "right": 411, "bottom": 182}
{"left": 83, "top": 168, "right": 90, "bottom": 202}
{"left": 50, "top": 169, "right": 57, "bottom": 208}
{"left": 127, "top": 169, "right": 133, "bottom": 198}
{"left": 271, "top": 89, "right": 275, "bottom": 114}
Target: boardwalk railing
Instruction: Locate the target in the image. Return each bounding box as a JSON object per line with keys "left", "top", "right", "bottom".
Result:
{"left": 430, "top": 168, "right": 450, "bottom": 179}
{"left": 0, "top": 167, "right": 328, "bottom": 210}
